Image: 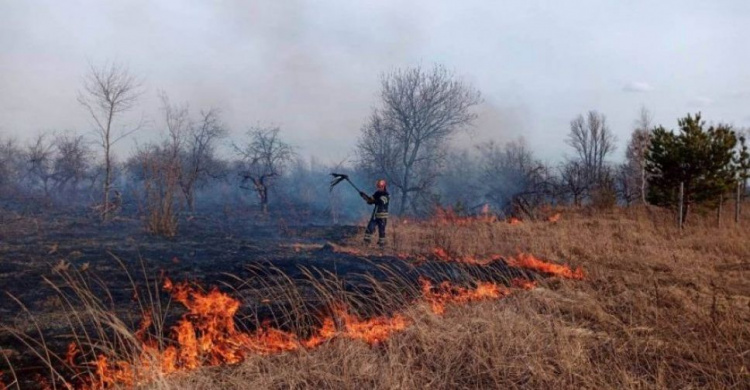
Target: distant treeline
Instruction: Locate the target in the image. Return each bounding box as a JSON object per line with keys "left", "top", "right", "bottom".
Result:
{"left": 1, "top": 63, "right": 748, "bottom": 229}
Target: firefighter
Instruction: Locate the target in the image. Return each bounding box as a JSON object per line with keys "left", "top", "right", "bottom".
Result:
{"left": 359, "top": 179, "right": 389, "bottom": 247}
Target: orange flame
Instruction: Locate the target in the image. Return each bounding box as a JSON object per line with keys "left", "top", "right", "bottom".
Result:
{"left": 420, "top": 278, "right": 510, "bottom": 315}
{"left": 426, "top": 249, "right": 583, "bottom": 282}
{"left": 52, "top": 201, "right": 586, "bottom": 388}
{"left": 323, "top": 305, "right": 411, "bottom": 346}
{"left": 73, "top": 279, "right": 423, "bottom": 388}
{"left": 547, "top": 213, "right": 561, "bottom": 223}
{"left": 70, "top": 275, "right": 535, "bottom": 389}
{"left": 65, "top": 342, "right": 79, "bottom": 367}
{"left": 511, "top": 278, "right": 537, "bottom": 290}
{"left": 73, "top": 281, "right": 310, "bottom": 388}
{"left": 506, "top": 253, "right": 585, "bottom": 280}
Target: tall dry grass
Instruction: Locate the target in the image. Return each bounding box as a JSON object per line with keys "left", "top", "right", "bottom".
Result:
{"left": 3, "top": 205, "right": 748, "bottom": 389}
{"left": 168, "top": 206, "right": 748, "bottom": 389}
{"left": 141, "top": 152, "right": 180, "bottom": 238}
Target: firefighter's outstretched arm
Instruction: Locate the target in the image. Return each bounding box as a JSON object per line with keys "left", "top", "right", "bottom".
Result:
{"left": 359, "top": 191, "right": 374, "bottom": 204}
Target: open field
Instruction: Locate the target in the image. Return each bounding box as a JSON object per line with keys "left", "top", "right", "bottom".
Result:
{"left": 3, "top": 2, "right": 749, "bottom": 389}
{"left": 164, "top": 207, "right": 747, "bottom": 390}
{"left": 1, "top": 206, "right": 749, "bottom": 389}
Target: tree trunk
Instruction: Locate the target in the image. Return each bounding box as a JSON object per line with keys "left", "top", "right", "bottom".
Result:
{"left": 260, "top": 186, "right": 269, "bottom": 214}
{"left": 681, "top": 198, "right": 690, "bottom": 227}
{"left": 43, "top": 178, "right": 50, "bottom": 198}
{"left": 640, "top": 165, "right": 647, "bottom": 204}
{"left": 400, "top": 170, "right": 410, "bottom": 215}
{"left": 400, "top": 189, "right": 409, "bottom": 215}
{"left": 186, "top": 188, "right": 195, "bottom": 213}
{"left": 103, "top": 142, "right": 111, "bottom": 220}
{"left": 103, "top": 109, "right": 114, "bottom": 220}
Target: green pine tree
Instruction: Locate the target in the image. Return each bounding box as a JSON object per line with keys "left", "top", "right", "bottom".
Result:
{"left": 645, "top": 113, "right": 739, "bottom": 222}
{"left": 736, "top": 135, "right": 750, "bottom": 197}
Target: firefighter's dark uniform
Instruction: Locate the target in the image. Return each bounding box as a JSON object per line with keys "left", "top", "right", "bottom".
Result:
{"left": 362, "top": 190, "right": 389, "bottom": 246}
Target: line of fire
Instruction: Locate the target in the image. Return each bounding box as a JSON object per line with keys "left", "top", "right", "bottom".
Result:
{"left": 1, "top": 204, "right": 584, "bottom": 389}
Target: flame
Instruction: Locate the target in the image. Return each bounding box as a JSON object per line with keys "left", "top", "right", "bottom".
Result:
{"left": 50, "top": 200, "right": 586, "bottom": 388}
{"left": 66, "top": 274, "right": 539, "bottom": 389}
{"left": 547, "top": 213, "right": 561, "bottom": 223}
{"left": 426, "top": 249, "right": 583, "bottom": 281}
{"left": 65, "top": 342, "right": 79, "bottom": 367}
{"left": 420, "top": 278, "right": 510, "bottom": 315}
{"left": 72, "top": 281, "right": 307, "bottom": 388}
{"left": 300, "top": 318, "right": 336, "bottom": 349}
{"left": 511, "top": 278, "right": 537, "bottom": 290}
{"left": 506, "top": 253, "right": 585, "bottom": 280}
{"left": 0, "top": 371, "right": 7, "bottom": 390}
{"left": 72, "top": 280, "right": 419, "bottom": 388}
{"left": 325, "top": 305, "right": 411, "bottom": 345}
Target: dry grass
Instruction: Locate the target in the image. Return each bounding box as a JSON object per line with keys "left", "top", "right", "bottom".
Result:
{"left": 3, "top": 206, "right": 749, "bottom": 389}
{"left": 166, "top": 206, "right": 749, "bottom": 389}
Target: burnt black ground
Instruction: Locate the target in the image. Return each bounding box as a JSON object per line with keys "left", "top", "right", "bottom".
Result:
{"left": 0, "top": 209, "right": 534, "bottom": 387}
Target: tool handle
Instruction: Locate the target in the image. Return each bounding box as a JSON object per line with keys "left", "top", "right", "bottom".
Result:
{"left": 359, "top": 191, "right": 374, "bottom": 203}
{"left": 346, "top": 178, "right": 363, "bottom": 193}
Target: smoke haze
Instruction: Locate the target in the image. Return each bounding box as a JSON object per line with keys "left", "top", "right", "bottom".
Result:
{"left": 2, "top": 0, "right": 749, "bottom": 163}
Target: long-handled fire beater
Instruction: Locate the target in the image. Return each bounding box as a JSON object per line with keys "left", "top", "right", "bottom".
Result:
{"left": 329, "top": 173, "right": 364, "bottom": 194}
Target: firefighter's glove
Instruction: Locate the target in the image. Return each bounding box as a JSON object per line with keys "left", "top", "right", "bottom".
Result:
{"left": 359, "top": 191, "right": 373, "bottom": 203}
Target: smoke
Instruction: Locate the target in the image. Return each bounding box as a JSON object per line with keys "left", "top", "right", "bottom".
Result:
{"left": 2, "top": 1, "right": 750, "bottom": 175}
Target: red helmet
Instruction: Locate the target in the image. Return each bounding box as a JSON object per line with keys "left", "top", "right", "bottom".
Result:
{"left": 376, "top": 179, "right": 387, "bottom": 190}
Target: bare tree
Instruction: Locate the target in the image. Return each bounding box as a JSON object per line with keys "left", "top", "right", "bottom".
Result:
{"left": 157, "top": 92, "right": 227, "bottom": 212}
{"left": 20, "top": 132, "right": 93, "bottom": 201}
{"left": 235, "top": 126, "right": 294, "bottom": 214}
{"left": 159, "top": 92, "right": 190, "bottom": 163}
{"left": 625, "top": 107, "right": 653, "bottom": 204}
{"left": 180, "top": 108, "right": 227, "bottom": 212}
{"left": 477, "top": 138, "right": 552, "bottom": 218}
{"left": 132, "top": 143, "right": 181, "bottom": 237}
{"left": 51, "top": 132, "right": 93, "bottom": 197}
{"left": 78, "top": 62, "right": 142, "bottom": 219}
{"left": 616, "top": 163, "right": 638, "bottom": 206}
{"left": 125, "top": 92, "right": 202, "bottom": 236}
{"left": 357, "top": 64, "right": 482, "bottom": 215}
{"left": 559, "top": 160, "right": 589, "bottom": 206}
{"left": 0, "top": 136, "right": 23, "bottom": 195}
{"left": 25, "top": 134, "right": 55, "bottom": 197}
{"left": 566, "top": 110, "right": 617, "bottom": 187}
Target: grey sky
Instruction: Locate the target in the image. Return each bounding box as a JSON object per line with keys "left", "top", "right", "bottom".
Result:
{"left": 1, "top": 0, "right": 749, "bottom": 164}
